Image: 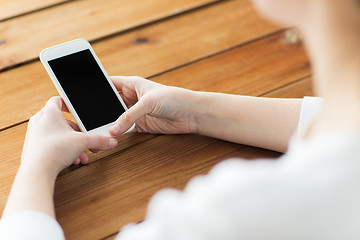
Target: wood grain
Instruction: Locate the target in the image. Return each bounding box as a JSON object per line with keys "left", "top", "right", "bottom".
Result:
{"left": 263, "top": 77, "right": 313, "bottom": 98}
{"left": 0, "top": 0, "right": 220, "bottom": 71}
{"left": 0, "top": 0, "right": 280, "bottom": 131}
{"left": 0, "top": 0, "right": 68, "bottom": 20}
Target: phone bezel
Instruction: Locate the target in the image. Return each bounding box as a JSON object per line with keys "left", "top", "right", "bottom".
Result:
{"left": 40, "top": 38, "right": 134, "bottom": 136}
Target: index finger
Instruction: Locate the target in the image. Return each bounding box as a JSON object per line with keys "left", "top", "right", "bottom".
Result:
{"left": 111, "top": 76, "right": 141, "bottom": 91}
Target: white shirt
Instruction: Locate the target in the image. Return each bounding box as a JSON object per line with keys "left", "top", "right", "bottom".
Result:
{"left": 4, "top": 97, "right": 360, "bottom": 240}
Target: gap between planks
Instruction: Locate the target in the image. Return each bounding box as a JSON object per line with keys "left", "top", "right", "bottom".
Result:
{"left": 0, "top": 0, "right": 223, "bottom": 72}
{"left": 0, "top": 0, "right": 72, "bottom": 22}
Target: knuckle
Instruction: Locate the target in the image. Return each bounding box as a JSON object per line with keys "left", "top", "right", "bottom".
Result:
{"left": 130, "top": 76, "right": 144, "bottom": 86}
{"left": 142, "top": 95, "right": 154, "bottom": 109}
{"left": 124, "top": 78, "right": 132, "bottom": 87}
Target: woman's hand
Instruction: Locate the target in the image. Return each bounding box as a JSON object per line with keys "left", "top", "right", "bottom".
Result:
{"left": 109, "top": 76, "right": 198, "bottom": 136}
{"left": 3, "top": 96, "right": 118, "bottom": 219}
{"left": 21, "top": 97, "right": 118, "bottom": 178}
{"left": 108, "top": 76, "right": 303, "bottom": 153}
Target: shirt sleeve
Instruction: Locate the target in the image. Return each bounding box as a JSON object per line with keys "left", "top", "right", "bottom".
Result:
{"left": 0, "top": 211, "right": 65, "bottom": 240}
{"left": 297, "top": 96, "right": 323, "bottom": 138}
{"left": 114, "top": 159, "right": 305, "bottom": 240}
{"left": 114, "top": 151, "right": 353, "bottom": 240}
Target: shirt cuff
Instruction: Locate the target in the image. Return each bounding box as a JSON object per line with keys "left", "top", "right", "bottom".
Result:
{"left": 0, "top": 211, "right": 65, "bottom": 240}
{"left": 297, "top": 96, "right": 323, "bottom": 138}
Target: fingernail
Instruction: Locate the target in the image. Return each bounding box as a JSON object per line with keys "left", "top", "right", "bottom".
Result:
{"left": 110, "top": 124, "right": 120, "bottom": 135}
{"left": 109, "top": 138, "right": 118, "bottom": 148}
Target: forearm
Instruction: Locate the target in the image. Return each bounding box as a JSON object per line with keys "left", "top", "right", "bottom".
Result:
{"left": 191, "top": 92, "right": 303, "bottom": 152}
{"left": 2, "top": 165, "right": 56, "bottom": 219}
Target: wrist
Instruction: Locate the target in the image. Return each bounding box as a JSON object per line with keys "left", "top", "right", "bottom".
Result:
{"left": 20, "top": 151, "right": 60, "bottom": 180}
{"left": 182, "top": 89, "right": 203, "bottom": 134}
{"left": 187, "top": 91, "right": 213, "bottom": 135}
{"left": 18, "top": 162, "right": 57, "bottom": 184}
{"left": 2, "top": 163, "right": 57, "bottom": 218}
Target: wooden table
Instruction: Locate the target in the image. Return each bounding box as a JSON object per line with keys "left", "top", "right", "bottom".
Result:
{"left": 0, "top": 0, "right": 312, "bottom": 239}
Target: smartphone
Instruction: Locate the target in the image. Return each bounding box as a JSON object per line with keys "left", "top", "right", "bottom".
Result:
{"left": 40, "top": 39, "right": 134, "bottom": 136}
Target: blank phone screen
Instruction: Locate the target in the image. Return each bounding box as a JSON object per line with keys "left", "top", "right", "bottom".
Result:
{"left": 48, "top": 49, "right": 125, "bottom": 131}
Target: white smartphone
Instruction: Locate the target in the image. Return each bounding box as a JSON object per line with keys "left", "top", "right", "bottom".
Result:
{"left": 40, "top": 38, "right": 134, "bottom": 136}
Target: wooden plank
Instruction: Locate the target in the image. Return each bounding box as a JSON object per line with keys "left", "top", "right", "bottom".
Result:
{"left": 152, "top": 32, "right": 310, "bottom": 96}
{"left": 0, "top": 0, "right": 68, "bottom": 21}
{"left": 0, "top": 0, "right": 220, "bottom": 71}
{"left": 262, "top": 77, "right": 313, "bottom": 98}
{"left": 0, "top": 0, "right": 280, "bottom": 131}
{"left": 54, "top": 134, "right": 280, "bottom": 239}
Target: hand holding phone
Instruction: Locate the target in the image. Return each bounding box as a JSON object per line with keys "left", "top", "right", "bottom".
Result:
{"left": 40, "top": 39, "right": 134, "bottom": 136}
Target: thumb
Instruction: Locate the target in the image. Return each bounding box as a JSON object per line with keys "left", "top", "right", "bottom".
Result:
{"left": 83, "top": 134, "right": 118, "bottom": 151}
{"left": 109, "top": 100, "right": 148, "bottom": 136}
